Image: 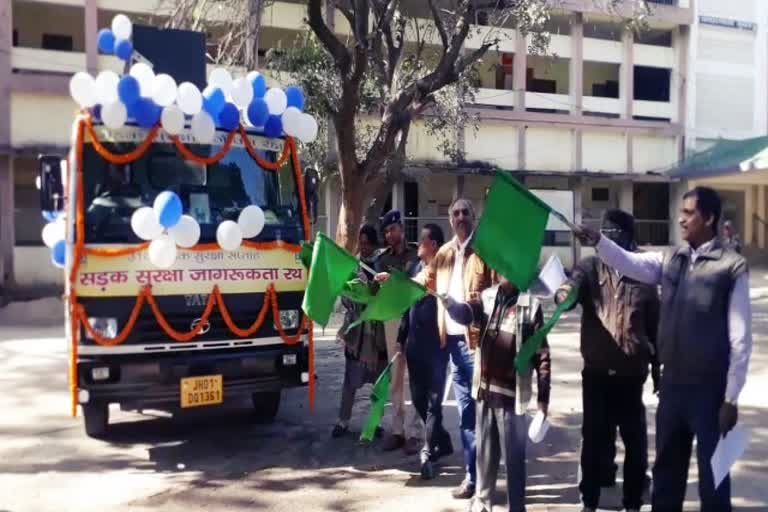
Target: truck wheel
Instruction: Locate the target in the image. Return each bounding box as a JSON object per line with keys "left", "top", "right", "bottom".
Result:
{"left": 251, "top": 391, "right": 281, "bottom": 423}
{"left": 83, "top": 402, "right": 109, "bottom": 438}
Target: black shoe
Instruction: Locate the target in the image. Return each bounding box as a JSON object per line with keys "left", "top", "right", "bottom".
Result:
{"left": 420, "top": 460, "right": 435, "bottom": 480}
{"left": 331, "top": 424, "right": 348, "bottom": 438}
{"left": 430, "top": 442, "right": 454, "bottom": 461}
{"left": 452, "top": 479, "right": 475, "bottom": 499}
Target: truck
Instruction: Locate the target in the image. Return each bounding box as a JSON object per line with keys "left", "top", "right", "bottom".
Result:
{"left": 38, "top": 114, "right": 316, "bottom": 438}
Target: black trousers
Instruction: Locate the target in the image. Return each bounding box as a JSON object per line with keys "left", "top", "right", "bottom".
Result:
{"left": 406, "top": 344, "right": 451, "bottom": 460}
{"left": 579, "top": 369, "right": 648, "bottom": 510}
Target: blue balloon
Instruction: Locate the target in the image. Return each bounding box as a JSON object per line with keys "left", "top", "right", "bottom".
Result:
{"left": 285, "top": 86, "right": 305, "bottom": 111}
{"left": 91, "top": 104, "right": 102, "bottom": 123}
{"left": 97, "top": 29, "right": 115, "bottom": 54}
{"left": 264, "top": 115, "right": 283, "bottom": 138}
{"left": 115, "top": 39, "right": 133, "bottom": 61}
{"left": 247, "top": 99, "right": 269, "bottom": 127}
{"left": 203, "top": 87, "right": 226, "bottom": 117}
{"left": 134, "top": 98, "right": 161, "bottom": 128}
{"left": 42, "top": 211, "right": 59, "bottom": 222}
{"left": 218, "top": 102, "right": 240, "bottom": 131}
{"left": 117, "top": 76, "right": 140, "bottom": 106}
{"left": 52, "top": 240, "right": 66, "bottom": 268}
{"left": 154, "top": 191, "right": 183, "bottom": 229}
{"left": 251, "top": 74, "right": 267, "bottom": 98}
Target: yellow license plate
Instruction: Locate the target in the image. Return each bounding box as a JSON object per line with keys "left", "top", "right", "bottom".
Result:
{"left": 180, "top": 375, "right": 223, "bottom": 408}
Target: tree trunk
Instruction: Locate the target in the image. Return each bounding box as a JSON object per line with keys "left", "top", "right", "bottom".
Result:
{"left": 244, "top": 0, "right": 262, "bottom": 69}
{"left": 363, "top": 172, "right": 396, "bottom": 226}
{"left": 336, "top": 178, "right": 367, "bottom": 253}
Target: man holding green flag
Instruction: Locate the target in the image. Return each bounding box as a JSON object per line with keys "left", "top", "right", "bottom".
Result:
{"left": 444, "top": 269, "right": 551, "bottom": 512}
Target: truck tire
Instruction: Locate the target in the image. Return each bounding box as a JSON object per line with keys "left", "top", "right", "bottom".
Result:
{"left": 251, "top": 391, "right": 281, "bottom": 423}
{"left": 83, "top": 402, "right": 109, "bottom": 438}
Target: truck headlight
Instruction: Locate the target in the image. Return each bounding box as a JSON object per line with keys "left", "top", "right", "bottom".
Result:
{"left": 276, "top": 310, "right": 299, "bottom": 330}
{"left": 85, "top": 317, "right": 118, "bottom": 340}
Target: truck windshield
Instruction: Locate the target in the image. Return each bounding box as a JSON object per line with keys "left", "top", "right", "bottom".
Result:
{"left": 81, "top": 126, "right": 304, "bottom": 245}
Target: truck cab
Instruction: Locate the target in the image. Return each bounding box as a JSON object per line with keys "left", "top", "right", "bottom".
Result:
{"left": 40, "top": 120, "right": 317, "bottom": 437}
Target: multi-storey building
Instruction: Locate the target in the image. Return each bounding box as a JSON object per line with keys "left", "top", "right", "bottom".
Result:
{"left": 3, "top": 0, "right": 760, "bottom": 297}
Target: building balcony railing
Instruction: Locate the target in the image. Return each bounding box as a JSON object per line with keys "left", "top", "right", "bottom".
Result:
{"left": 11, "top": 47, "right": 122, "bottom": 75}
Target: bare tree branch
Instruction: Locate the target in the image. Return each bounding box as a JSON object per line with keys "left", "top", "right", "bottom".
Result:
{"left": 426, "top": 0, "right": 449, "bottom": 50}
{"left": 307, "top": 0, "right": 352, "bottom": 72}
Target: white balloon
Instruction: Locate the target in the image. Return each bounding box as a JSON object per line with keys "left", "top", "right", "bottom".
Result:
{"left": 246, "top": 71, "right": 260, "bottom": 83}
{"left": 264, "top": 88, "right": 288, "bottom": 115}
{"left": 151, "top": 74, "right": 177, "bottom": 107}
{"left": 111, "top": 14, "right": 133, "bottom": 41}
{"left": 209, "top": 67, "right": 234, "bottom": 96}
{"left": 42, "top": 220, "right": 65, "bottom": 248}
{"left": 131, "top": 206, "right": 163, "bottom": 241}
{"left": 148, "top": 235, "right": 177, "bottom": 269}
{"left": 129, "top": 62, "right": 155, "bottom": 97}
{"left": 169, "top": 215, "right": 200, "bottom": 248}
{"left": 216, "top": 220, "right": 243, "bottom": 251}
{"left": 69, "top": 72, "right": 97, "bottom": 108}
{"left": 191, "top": 111, "right": 215, "bottom": 143}
{"left": 231, "top": 77, "right": 254, "bottom": 109}
{"left": 177, "top": 82, "right": 202, "bottom": 115}
{"left": 161, "top": 105, "right": 185, "bottom": 135}
{"left": 102, "top": 101, "right": 127, "bottom": 129}
{"left": 282, "top": 107, "right": 303, "bottom": 137}
{"left": 298, "top": 114, "right": 319, "bottom": 143}
{"left": 95, "top": 70, "right": 120, "bottom": 104}
{"left": 238, "top": 205, "right": 265, "bottom": 238}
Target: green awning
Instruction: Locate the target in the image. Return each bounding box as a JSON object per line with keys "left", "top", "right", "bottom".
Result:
{"left": 668, "top": 136, "right": 768, "bottom": 179}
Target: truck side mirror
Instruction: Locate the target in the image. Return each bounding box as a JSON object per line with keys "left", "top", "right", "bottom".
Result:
{"left": 303, "top": 167, "right": 319, "bottom": 225}
{"left": 38, "top": 155, "right": 65, "bottom": 214}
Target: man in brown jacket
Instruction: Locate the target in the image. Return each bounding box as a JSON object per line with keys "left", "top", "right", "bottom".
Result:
{"left": 421, "top": 198, "right": 493, "bottom": 500}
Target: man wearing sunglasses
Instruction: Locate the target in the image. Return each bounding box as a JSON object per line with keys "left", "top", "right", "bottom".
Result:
{"left": 557, "top": 209, "right": 660, "bottom": 512}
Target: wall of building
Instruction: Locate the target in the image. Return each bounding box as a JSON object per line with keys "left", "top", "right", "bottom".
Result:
{"left": 13, "top": 1, "right": 86, "bottom": 51}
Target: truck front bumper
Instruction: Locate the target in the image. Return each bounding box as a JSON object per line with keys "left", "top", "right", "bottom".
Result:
{"left": 76, "top": 343, "right": 309, "bottom": 409}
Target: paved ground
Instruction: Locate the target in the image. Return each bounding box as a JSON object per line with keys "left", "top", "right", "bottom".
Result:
{"left": 2, "top": 275, "right": 768, "bottom": 512}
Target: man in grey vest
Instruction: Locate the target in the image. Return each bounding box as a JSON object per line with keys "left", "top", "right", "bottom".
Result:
{"left": 576, "top": 187, "right": 752, "bottom": 512}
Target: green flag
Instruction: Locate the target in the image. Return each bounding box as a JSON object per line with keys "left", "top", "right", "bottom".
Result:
{"left": 346, "top": 269, "right": 427, "bottom": 332}
{"left": 474, "top": 171, "right": 552, "bottom": 291}
{"left": 299, "top": 241, "right": 313, "bottom": 269}
{"left": 360, "top": 358, "right": 394, "bottom": 442}
{"left": 301, "top": 233, "right": 359, "bottom": 326}
{"left": 340, "top": 278, "right": 374, "bottom": 305}
{"left": 515, "top": 287, "right": 579, "bottom": 373}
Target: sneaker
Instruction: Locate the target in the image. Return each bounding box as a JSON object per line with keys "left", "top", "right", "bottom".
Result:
{"left": 467, "top": 499, "right": 488, "bottom": 512}
{"left": 420, "top": 459, "right": 435, "bottom": 480}
{"left": 404, "top": 437, "right": 422, "bottom": 455}
{"left": 382, "top": 434, "right": 405, "bottom": 451}
{"left": 331, "top": 423, "right": 348, "bottom": 438}
{"left": 452, "top": 479, "right": 475, "bottom": 499}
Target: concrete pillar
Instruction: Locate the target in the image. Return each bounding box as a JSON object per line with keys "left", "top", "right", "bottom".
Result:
{"left": 84, "top": 0, "right": 98, "bottom": 73}
{"left": 745, "top": 185, "right": 754, "bottom": 246}
{"left": 325, "top": 178, "right": 340, "bottom": 238}
{"left": 758, "top": 185, "right": 766, "bottom": 249}
{"left": 0, "top": 0, "right": 11, "bottom": 148}
{"left": 569, "top": 13, "right": 584, "bottom": 115}
{"left": 620, "top": 29, "right": 634, "bottom": 120}
{"left": 514, "top": 32, "right": 527, "bottom": 170}
{"left": 391, "top": 180, "right": 405, "bottom": 212}
{"left": 453, "top": 175, "right": 465, "bottom": 201}
{"left": 672, "top": 25, "right": 690, "bottom": 163}
{"left": 572, "top": 177, "right": 584, "bottom": 265}
{"left": 669, "top": 181, "right": 685, "bottom": 246}
{"left": 619, "top": 181, "right": 634, "bottom": 215}
{"left": 0, "top": 157, "right": 15, "bottom": 293}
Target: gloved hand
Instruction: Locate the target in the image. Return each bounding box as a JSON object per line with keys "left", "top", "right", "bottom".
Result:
{"left": 719, "top": 402, "right": 738, "bottom": 437}
{"left": 442, "top": 295, "right": 473, "bottom": 326}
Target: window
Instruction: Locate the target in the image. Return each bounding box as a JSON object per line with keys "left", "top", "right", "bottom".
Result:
{"left": 634, "top": 183, "right": 670, "bottom": 245}
{"left": 634, "top": 66, "right": 671, "bottom": 102}
{"left": 591, "top": 187, "right": 610, "bottom": 202}
{"left": 42, "top": 33, "right": 74, "bottom": 51}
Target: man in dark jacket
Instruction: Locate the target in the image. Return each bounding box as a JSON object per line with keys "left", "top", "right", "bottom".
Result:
{"left": 576, "top": 189, "right": 752, "bottom": 512}
{"left": 397, "top": 223, "right": 453, "bottom": 480}
{"left": 558, "top": 209, "right": 659, "bottom": 512}
{"left": 446, "top": 265, "right": 551, "bottom": 512}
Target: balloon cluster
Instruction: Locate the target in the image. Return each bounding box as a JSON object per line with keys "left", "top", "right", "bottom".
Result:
{"left": 130, "top": 191, "right": 201, "bottom": 268}
{"left": 69, "top": 13, "right": 319, "bottom": 144}
{"left": 217, "top": 205, "right": 267, "bottom": 252}
{"left": 42, "top": 214, "right": 67, "bottom": 269}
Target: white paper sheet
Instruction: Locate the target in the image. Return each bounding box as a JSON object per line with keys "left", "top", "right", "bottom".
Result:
{"left": 529, "top": 253, "right": 567, "bottom": 297}
{"left": 711, "top": 426, "right": 749, "bottom": 489}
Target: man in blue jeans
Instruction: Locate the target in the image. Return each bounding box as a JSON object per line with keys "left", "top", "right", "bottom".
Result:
{"left": 418, "top": 198, "right": 493, "bottom": 500}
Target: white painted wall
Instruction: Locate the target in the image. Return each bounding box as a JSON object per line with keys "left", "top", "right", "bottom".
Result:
{"left": 11, "top": 93, "right": 75, "bottom": 148}
{"left": 526, "top": 128, "right": 572, "bottom": 172}
{"left": 582, "top": 132, "right": 626, "bottom": 173}
{"left": 464, "top": 123, "right": 519, "bottom": 170}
